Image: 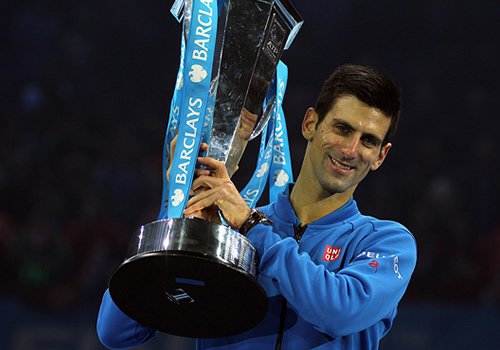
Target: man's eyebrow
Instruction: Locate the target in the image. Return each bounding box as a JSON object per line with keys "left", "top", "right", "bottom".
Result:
{"left": 331, "top": 118, "right": 354, "bottom": 130}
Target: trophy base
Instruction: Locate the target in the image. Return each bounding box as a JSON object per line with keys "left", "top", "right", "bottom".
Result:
{"left": 108, "top": 218, "right": 267, "bottom": 338}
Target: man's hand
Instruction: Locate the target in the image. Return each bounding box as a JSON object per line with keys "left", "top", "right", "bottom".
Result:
{"left": 167, "top": 135, "right": 221, "bottom": 222}
{"left": 184, "top": 157, "right": 251, "bottom": 230}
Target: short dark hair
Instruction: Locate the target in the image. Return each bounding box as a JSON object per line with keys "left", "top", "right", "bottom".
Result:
{"left": 315, "top": 64, "right": 401, "bottom": 145}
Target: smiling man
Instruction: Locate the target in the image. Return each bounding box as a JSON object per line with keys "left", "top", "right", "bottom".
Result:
{"left": 97, "top": 64, "right": 417, "bottom": 350}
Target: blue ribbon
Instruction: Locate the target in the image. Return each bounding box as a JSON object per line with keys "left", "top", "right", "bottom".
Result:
{"left": 240, "top": 61, "right": 293, "bottom": 208}
{"left": 158, "top": 30, "right": 186, "bottom": 220}
{"left": 268, "top": 62, "right": 293, "bottom": 202}
{"left": 163, "top": 0, "right": 219, "bottom": 219}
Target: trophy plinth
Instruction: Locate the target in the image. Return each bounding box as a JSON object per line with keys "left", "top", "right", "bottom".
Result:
{"left": 109, "top": 218, "right": 266, "bottom": 338}
{"left": 108, "top": 0, "right": 302, "bottom": 338}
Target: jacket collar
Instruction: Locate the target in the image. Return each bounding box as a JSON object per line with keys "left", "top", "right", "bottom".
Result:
{"left": 272, "top": 183, "right": 361, "bottom": 227}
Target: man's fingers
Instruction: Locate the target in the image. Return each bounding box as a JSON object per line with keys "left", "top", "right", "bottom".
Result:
{"left": 186, "top": 179, "right": 234, "bottom": 211}
{"left": 184, "top": 187, "right": 218, "bottom": 215}
{"left": 166, "top": 134, "right": 179, "bottom": 182}
{"left": 194, "top": 168, "right": 211, "bottom": 177}
{"left": 200, "top": 142, "right": 209, "bottom": 152}
{"left": 196, "top": 157, "right": 229, "bottom": 179}
{"left": 191, "top": 175, "right": 232, "bottom": 194}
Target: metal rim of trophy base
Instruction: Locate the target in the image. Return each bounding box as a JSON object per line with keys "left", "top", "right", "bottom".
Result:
{"left": 109, "top": 217, "right": 268, "bottom": 338}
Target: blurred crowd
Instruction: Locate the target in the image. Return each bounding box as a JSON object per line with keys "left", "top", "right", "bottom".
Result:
{"left": 1, "top": 0, "right": 498, "bottom": 314}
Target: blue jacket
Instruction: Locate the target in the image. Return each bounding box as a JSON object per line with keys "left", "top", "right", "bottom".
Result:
{"left": 97, "top": 190, "right": 417, "bottom": 349}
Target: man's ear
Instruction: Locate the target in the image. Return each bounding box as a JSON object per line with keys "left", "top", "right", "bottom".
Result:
{"left": 371, "top": 143, "right": 392, "bottom": 171}
{"left": 302, "top": 107, "right": 318, "bottom": 141}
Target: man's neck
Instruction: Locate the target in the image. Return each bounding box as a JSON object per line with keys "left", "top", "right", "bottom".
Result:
{"left": 290, "top": 176, "right": 355, "bottom": 225}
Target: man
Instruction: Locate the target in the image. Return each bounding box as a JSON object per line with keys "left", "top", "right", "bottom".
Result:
{"left": 97, "top": 64, "right": 417, "bottom": 350}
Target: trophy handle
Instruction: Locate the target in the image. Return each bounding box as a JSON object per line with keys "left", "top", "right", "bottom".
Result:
{"left": 170, "top": 0, "right": 185, "bottom": 22}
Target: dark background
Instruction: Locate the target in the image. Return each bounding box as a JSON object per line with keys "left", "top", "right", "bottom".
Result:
{"left": 1, "top": 0, "right": 499, "bottom": 349}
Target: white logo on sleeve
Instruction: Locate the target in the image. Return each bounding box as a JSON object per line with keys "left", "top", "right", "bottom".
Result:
{"left": 189, "top": 64, "right": 208, "bottom": 83}
{"left": 393, "top": 256, "right": 403, "bottom": 279}
{"left": 171, "top": 189, "right": 185, "bottom": 207}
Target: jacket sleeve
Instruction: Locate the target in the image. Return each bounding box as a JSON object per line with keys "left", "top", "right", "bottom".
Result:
{"left": 246, "top": 223, "right": 417, "bottom": 338}
{"left": 96, "top": 289, "right": 157, "bottom": 349}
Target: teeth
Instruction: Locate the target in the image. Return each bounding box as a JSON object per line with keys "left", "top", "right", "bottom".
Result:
{"left": 331, "top": 157, "right": 352, "bottom": 170}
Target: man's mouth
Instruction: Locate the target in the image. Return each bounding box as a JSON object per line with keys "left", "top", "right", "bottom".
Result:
{"left": 329, "top": 156, "right": 354, "bottom": 171}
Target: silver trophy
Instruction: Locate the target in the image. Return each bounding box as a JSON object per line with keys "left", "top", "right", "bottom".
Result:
{"left": 109, "top": 0, "right": 302, "bottom": 338}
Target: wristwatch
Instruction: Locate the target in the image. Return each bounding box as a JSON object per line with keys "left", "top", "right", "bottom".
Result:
{"left": 239, "top": 209, "right": 272, "bottom": 235}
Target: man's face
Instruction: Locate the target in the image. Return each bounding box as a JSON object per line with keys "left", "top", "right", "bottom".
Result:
{"left": 302, "top": 95, "right": 392, "bottom": 196}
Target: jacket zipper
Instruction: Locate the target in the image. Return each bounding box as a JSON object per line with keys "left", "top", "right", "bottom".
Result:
{"left": 294, "top": 224, "right": 307, "bottom": 243}
{"left": 275, "top": 224, "right": 307, "bottom": 350}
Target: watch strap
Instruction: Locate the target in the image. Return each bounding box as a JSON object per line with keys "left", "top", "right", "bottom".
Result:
{"left": 239, "top": 209, "right": 272, "bottom": 235}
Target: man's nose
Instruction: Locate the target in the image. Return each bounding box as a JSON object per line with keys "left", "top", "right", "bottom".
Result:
{"left": 340, "top": 136, "right": 360, "bottom": 159}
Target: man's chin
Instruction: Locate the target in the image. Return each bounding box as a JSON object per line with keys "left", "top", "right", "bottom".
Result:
{"left": 323, "top": 178, "right": 359, "bottom": 196}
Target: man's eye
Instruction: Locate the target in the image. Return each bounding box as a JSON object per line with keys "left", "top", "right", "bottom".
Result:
{"left": 362, "top": 137, "right": 377, "bottom": 147}
{"left": 336, "top": 125, "right": 349, "bottom": 134}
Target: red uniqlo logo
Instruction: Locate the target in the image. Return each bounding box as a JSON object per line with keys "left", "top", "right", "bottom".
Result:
{"left": 323, "top": 245, "right": 342, "bottom": 262}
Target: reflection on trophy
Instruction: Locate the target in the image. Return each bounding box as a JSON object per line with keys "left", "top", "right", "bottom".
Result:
{"left": 237, "top": 109, "right": 258, "bottom": 141}
{"left": 108, "top": 0, "right": 302, "bottom": 338}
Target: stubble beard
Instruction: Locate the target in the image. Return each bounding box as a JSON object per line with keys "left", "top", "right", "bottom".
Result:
{"left": 317, "top": 160, "right": 370, "bottom": 197}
